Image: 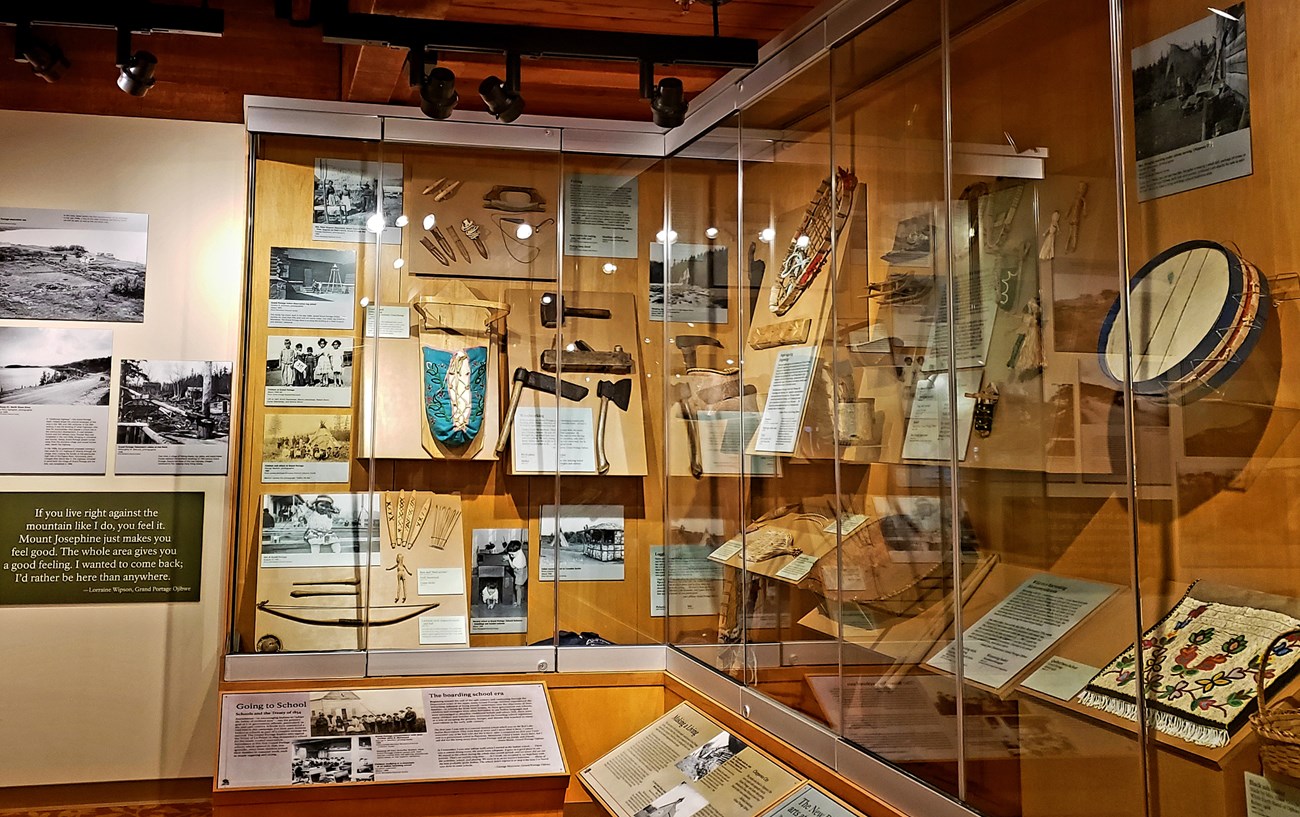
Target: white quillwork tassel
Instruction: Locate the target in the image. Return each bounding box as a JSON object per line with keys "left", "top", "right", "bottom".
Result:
{"left": 1065, "top": 181, "right": 1088, "bottom": 253}
{"left": 446, "top": 350, "right": 472, "bottom": 433}
{"left": 1039, "top": 210, "right": 1060, "bottom": 261}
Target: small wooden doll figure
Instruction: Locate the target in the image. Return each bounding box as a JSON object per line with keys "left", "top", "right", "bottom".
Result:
{"left": 1016, "top": 295, "right": 1045, "bottom": 380}
{"left": 387, "top": 552, "right": 412, "bottom": 603}
{"left": 1039, "top": 210, "right": 1060, "bottom": 261}
{"left": 1065, "top": 182, "right": 1088, "bottom": 254}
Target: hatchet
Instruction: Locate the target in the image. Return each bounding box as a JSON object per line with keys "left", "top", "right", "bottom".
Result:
{"left": 495, "top": 367, "right": 590, "bottom": 456}
{"left": 673, "top": 382, "right": 703, "bottom": 478}
{"left": 540, "top": 292, "right": 611, "bottom": 328}
{"left": 595, "top": 378, "right": 633, "bottom": 475}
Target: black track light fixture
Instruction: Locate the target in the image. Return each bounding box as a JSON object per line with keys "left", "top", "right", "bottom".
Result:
{"left": 13, "top": 21, "right": 69, "bottom": 83}
{"left": 640, "top": 61, "right": 688, "bottom": 130}
{"left": 409, "top": 48, "right": 458, "bottom": 120}
{"left": 479, "top": 52, "right": 524, "bottom": 123}
{"left": 115, "top": 28, "right": 157, "bottom": 96}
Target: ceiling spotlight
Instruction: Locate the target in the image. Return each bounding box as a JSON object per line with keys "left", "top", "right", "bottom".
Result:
{"left": 796, "top": 234, "right": 810, "bottom": 249}
{"left": 422, "top": 214, "right": 436, "bottom": 230}
{"left": 15, "top": 22, "right": 69, "bottom": 83}
{"left": 115, "top": 29, "right": 157, "bottom": 96}
{"left": 393, "top": 258, "right": 405, "bottom": 269}
{"left": 640, "top": 62, "right": 688, "bottom": 130}
{"left": 759, "top": 227, "right": 776, "bottom": 243}
{"left": 409, "top": 49, "right": 458, "bottom": 120}
{"left": 366, "top": 213, "right": 386, "bottom": 233}
{"left": 603, "top": 263, "right": 618, "bottom": 274}
{"left": 395, "top": 214, "right": 409, "bottom": 228}
{"left": 656, "top": 229, "right": 678, "bottom": 243}
{"left": 705, "top": 227, "right": 719, "bottom": 240}
{"left": 515, "top": 222, "right": 534, "bottom": 240}
{"left": 480, "top": 52, "right": 524, "bottom": 123}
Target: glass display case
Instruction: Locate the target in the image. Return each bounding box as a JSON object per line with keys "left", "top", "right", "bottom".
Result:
{"left": 226, "top": 0, "right": 1295, "bottom": 815}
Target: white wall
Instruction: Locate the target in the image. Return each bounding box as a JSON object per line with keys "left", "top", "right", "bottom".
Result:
{"left": 0, "top": 110, "right": 245, "bottom": 786}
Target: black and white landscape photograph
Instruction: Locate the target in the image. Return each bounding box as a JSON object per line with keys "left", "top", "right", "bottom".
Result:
{"left": 0, "top": 326, "right": 112, "bottom": 406}
{"left": 269, "top": 247, "right": 358, "bottom": 330}
{"left": 0, "top": 326, "right": 112, "bottom": 474}
{"left": 649, "top": 242, "right": 729, "bottom": 324}
{"left": 115, "top": 359, "right": 233, "bottom": 475}
{"left": 538, "top": 504, "right": 624, "bottom": 581}
{"left": 311, "top": 158, "right": 404, "bottom": 245}
{"left": 1131, "top": 4, "right": 1250, "bottom": 199}
{"left": 0, "top": 207, "right": 148, "bottom": 322}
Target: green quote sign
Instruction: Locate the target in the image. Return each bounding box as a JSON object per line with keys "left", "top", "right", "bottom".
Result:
{"left": 0, "top": 492, "right": 203, "bottom": 604}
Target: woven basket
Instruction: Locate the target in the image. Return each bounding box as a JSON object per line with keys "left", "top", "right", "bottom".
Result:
{"left": 1251, "top": 629, "right": 1300, "bottom": 778}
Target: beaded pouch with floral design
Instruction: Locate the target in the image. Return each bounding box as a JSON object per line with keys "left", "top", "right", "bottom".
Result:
{"left": 1079, "top": 587, "right": 1300, "bottom": 747}
{"left": 422, "top": 346, "right": 488, "bottom": 448}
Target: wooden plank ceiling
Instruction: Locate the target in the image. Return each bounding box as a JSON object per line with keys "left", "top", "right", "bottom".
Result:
{"left": 0, "top": 0, "right": 822, "bottom": 124}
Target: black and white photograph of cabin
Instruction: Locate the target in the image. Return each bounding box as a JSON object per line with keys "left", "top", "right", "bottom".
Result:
{"left": 538, "top": 504, "right": 624, "bottom": 581}
{"left": 1131, "top": 4, "right": 1250, "bottom": 199}
{"left": 0, "top": 326, "right": 112, "bottom": 406}
{"left": 0, "top": 207, "right": 148, "bottom": 322}
{"left": 311, "top": 158, "right": 404, "bottom": 245}
{"left": 268, "top": 247, "right": 358, "bottom": 331}
{"left": 115, "top": 359, "right": 232, "bottom": 475}
{"left": 649, "top": 242, "right": 729, "bottom": 324}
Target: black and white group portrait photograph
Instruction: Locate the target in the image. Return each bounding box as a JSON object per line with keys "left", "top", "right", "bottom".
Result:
{"left": 265, "top": 335, "right": 353, "bottom": 408}
{"left": 268, "top": 247, "right": 358, "bottom": 331}
{"left": 538, "top": 504, "right": 625, "bottom": 582}
{"left": 0, "top": 207, "right": 148, "bottom": 323}
{"left": 470, "top": 527, "right": 528, "bottom": 634}
{"left": 259, "top": 492, "right": 377, "bottom": 567}
{"left": 0, "top": 326, "right": 112, "bottom": 407}
{"left": 675, "top": 731, "right": 746, "bottom": 781}
{"left": 649, "top": 242, "right": 729, "bottom": 324}
{"left": 311, "top": 158, "right": 404, "bottom": 244}
{"left": 1130, "top": 4, "right": 1250, "bottom": 199}
{"left": 260, "top": 412, "right": 353, "bottom": 484}
{"left": 309, "top": 688, "right": 426, "bottom": 737}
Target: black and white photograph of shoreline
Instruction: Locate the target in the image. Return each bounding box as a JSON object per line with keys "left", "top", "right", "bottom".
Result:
{"left": 311, "top": 158, "right": 404, "bottom": 245}
{"left": 649, "top": 242, "right": 729, "bottom": 324}
{"left": 0, "top": 326, "right": 112, "bottom": 406}
{"left": 269, "top": 247, "right": 358, "bottom": 331}
{"left": 0, "top": 207, "right": 147, "bottom": 322}
{"left": 115, "top": 359, "right": 233, "bottom": 475}
{"left": 538, "top": 504, "right": 625, "bottom": 582}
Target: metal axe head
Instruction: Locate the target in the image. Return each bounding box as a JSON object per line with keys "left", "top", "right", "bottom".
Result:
{"left": 597, "top": 378, "right": 633, "bottom": 412}
{"left": 539, "top": 292, "right": 610, "bottom": 328}
{"left": 514, "top": 366, "right": 589, "bottom": 401}
{"left": 673, "top": 334, "right": 723, "bottom": 368}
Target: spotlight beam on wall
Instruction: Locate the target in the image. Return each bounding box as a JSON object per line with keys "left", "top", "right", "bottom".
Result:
{"left": 320, "top": 13, "right": 758, "bottom": 69}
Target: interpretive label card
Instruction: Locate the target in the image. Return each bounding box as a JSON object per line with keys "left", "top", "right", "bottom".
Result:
{"left": 761, "top": 785, "right": 864, "bottom": 817}
{"left": 564, "top": 173, "right": 638, "bottom": 258}
{"left": 1022, "top": 656, "right": 1098, "bottom": 701}
{"left": 650, "top": 545, "right": 723, "bottom": 617}
{"left": 753, "top": 346, "right": 817, "bottom": 454}
{"left": 1247, "top": 772, "right": 1300, "bottom": 817}
{"left": 512, "top": 406, "right": 596, "bottom": 474}
{"left": 926, "top": 574, "right": 1116, "bottom": 689}
{"left": 901, "top": 369, "right": 980, "bottom": 462}
{"left": 364, "top": 305, "right": 411, "bottom": 338}
{"left": 0, "top": 491, "right": 203, "bottom": 604}
{"left": 580, "top": 702, "right": 802, "bottom": 817}
{"left": 218, "top": 683, "right": 565, "bottom": 789}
